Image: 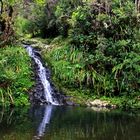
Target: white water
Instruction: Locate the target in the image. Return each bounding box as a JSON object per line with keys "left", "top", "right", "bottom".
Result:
{"left": 25, "top": 45, "right": 59, "bottom": 105}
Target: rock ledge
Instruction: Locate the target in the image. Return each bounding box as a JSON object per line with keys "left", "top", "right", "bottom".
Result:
{"left": 86, "top": 99, "right": 117, "bottom": 109}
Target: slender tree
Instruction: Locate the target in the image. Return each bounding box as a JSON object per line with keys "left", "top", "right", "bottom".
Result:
{"left": 0, "top": 0, "right": 3, "bottom": 14}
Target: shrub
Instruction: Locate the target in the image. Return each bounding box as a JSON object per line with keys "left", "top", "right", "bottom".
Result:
{"left": 0, "top": 45, "right": 34, "bottom": 106}
{"left": 46, "top": 1, "right": 140, "bottom": 97}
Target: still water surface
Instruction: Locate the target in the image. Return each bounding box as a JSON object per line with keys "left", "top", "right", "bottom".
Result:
{"left": 0, "top": 105, "right": 140, "bottom": 140}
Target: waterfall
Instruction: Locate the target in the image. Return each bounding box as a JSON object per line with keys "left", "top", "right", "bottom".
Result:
{"left": 25, "top": 45, "right": 59, "bottom": 105}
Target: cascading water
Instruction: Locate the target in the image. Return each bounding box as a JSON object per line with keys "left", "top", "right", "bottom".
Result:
{"left": 25, "top": 45, "right": 59, "bottom": 105}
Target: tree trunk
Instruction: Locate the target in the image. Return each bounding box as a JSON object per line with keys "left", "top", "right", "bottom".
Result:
{"left": 0, "top": 0, "right": 3, "bottom": 14}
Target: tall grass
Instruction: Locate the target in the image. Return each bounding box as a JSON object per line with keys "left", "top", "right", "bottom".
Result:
{"left": 0, "top": 45, "right": 34, "bottom": 106}
{"left": 44, "top": 36, "right": 140, "bottom": 98}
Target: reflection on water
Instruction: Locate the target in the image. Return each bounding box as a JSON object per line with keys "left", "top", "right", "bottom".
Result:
{"left": 0, "top": 106, "right": 140, "bottom": 140}
{"left": 34, "top": 105, "right": 54, "bottom": 139}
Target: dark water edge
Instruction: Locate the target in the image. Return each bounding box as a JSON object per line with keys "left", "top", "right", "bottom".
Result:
{"left": 0, "top": 106, "right": 140, "bottom": 140}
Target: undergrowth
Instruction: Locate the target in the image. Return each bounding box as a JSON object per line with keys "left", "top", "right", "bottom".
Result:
{"left": 0, "top": 45, "right": 34, "bottom": 106}
{"left": 42, "top": 36, "right": 140, "bottom": 109}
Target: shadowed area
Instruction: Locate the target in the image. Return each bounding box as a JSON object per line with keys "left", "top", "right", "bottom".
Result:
{"left": 0, "top": 106, "right": 140, "bottom": 140}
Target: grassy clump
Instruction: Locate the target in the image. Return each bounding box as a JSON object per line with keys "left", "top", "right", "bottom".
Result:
{"left": 41, "top": 36, "right": 140, "bottom": 109}
{"left": 0, "top": 45, "right": 34, "bottom": 106}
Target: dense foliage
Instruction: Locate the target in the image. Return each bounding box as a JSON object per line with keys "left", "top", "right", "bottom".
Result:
{"left": 30, "top": 0, "right": 140, "bottom": 98}
{"left": 0, "top": 0, "right": 34, "bottom": 106}
{"left": 0, "top": 45, "right": 34, "bottom": 106}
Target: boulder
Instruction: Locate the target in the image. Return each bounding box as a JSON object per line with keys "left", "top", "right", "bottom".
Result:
{"left": 86, "top": 99, "right": 117, "bottom": 109}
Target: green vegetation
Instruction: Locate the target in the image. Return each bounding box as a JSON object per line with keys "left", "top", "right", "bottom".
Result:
{"left": 42, "top": 36, "right": 140, "bottom": 109}
{"left": 24, "top": 0, "right": 139, "bottom": 109}
{"left": 0, "top": 0, "right": 34, "bottom": 107}
{"left": 0, "top": 45, "right": 34, "bottom": 106}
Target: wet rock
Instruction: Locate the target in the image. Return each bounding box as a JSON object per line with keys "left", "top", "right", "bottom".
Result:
{"left": 25, "top": 45, "right": 68, "bottom": 105}
{"left": 66, "top": 101, "right": 75, "bottom": 106}
{"left": 90, "top": 106, "right": 110, "bottom": 112}
{"left": 86, "top": 99, "right": 117, "bottom": 109}
{"left": 20, "top": 38, "right": 51, "bottom": 50}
